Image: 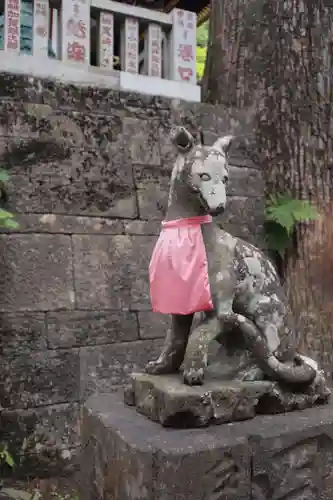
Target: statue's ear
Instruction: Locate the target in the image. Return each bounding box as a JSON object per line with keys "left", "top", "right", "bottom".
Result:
{"left": 170, "top": 126, "right": 195, "bottom": 153}
{"left": 212, "top": 135, "right": 234, "bottom": 156}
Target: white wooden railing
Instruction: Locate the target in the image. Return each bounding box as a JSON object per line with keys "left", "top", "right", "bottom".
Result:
{"left": 0, "top": 0, "right": 200, "bottom": 102}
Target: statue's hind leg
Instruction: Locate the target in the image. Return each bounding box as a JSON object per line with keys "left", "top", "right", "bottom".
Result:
{"left": 251, "top": 295, "right": 296, "bottom": 362}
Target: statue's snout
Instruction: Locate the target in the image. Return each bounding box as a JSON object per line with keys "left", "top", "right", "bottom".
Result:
{"left": 170, "top": 126, "right": 194, "bottom": 152}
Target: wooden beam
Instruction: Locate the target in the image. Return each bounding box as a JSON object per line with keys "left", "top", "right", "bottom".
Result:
{"left": 164, "top": 0, "right": 180, "bottom": 13}
{"left": 92, "top": 0, "right": 172, "bottom": 25}
{"left": 197, "top": 4, "right": 210, "bottom": 25}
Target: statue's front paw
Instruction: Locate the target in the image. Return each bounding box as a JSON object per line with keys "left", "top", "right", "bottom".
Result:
{"left": 241, "top": 366, "right": 264, "bottom": 382}
{"left": 183, "top": 367, "right": 205, "bottom": 386}
{"left": 145, "top": 359, "right": 174, "bottom": 375}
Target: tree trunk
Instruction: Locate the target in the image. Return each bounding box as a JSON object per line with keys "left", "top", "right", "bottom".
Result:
{"left": 202, "top": 0, "right": 333, "bottom": 369}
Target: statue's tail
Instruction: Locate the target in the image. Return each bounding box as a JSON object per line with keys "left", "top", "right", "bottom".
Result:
{"left": 231, "top": 314, "right": 317, "bottom": 385}
{"left": 263, "top": 353, "right": 317, "bottom": 385}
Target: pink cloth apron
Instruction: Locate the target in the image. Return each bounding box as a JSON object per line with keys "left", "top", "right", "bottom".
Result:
{"left": 149, "top": 215, "right": 214, "bottom": 315}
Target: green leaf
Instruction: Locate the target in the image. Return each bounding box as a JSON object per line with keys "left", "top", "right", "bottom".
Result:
{"left": 1, "top": 489, "right": 32, "bottom": 500}
{"left": 0, "top": 170, "right": 9, "bottom": 183}
{"left": 264, "top": 221, "right": 290, "bottom": 258}
{"left": 196, "top": 45, "right": 207, "bottom": 79}
{"left": 291, "top": 200, "right": 319, "bottom": 222}
{"left": 265, "top": 205, "right": 295, "bottom": 234}
{"left": 196, "top": 21, "right": 209, "bottom": 47}
{"left": 0, "top": 449, "right": 15, "bottom": 468}
{"left": 0, "top": 209, "right": 14, "bottom": 219}
{"left": 30, "top": 491, "right": 42, "bottom": 500}
{"left": 3, "top": 219, "right": 19, "bottom": 229}
{"left": 196, "top": 21, "right": 208, "bottom": 80}
{"left": 265, "top": 195, "right": 318, "bottom": 234}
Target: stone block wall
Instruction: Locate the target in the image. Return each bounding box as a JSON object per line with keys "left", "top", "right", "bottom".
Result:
{"left": 0, "top": 73, "right": 264, "bottom": 475}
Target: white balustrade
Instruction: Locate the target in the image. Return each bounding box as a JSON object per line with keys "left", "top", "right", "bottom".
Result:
{"left": 0, "top": 0, "right": 200, "bottom": 102}
{"left": 98, "top": 10, "right": 115, "bottom": 69}
{"left": 169, "top": 8, "right": 196, "bottom": 85}
{"left": 50, "top": 7, "right": 60, "bottom": 59}
{"left": 61, "top": 0, "right": 90, "bottom": 66}
{"left": 4, "top": 0, "right": 21, "bottom": 53}
{"left": 33, "top": 0, "right": 49, "bottom": 57}
{"left": 145, "top": 23, "right": 162, "bottom": 78}
{"left": 121, "top": 17, "right": 139, "bottom": 74}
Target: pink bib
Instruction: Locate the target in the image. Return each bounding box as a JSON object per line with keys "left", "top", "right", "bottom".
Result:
{"left": 149, "top": 215, "right": 214, "bottom": 315}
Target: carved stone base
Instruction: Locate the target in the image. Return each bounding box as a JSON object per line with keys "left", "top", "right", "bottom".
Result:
{"left": 124, "top": 372, "right": 272, "bottom": 427}
{"left": 123, "top": 370, "right": 330, "bottom": 428}
{"left": 81, "top": 393, "right": 333, "bottom": 500}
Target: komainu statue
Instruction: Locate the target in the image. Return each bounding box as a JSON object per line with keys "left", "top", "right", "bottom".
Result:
{"left": 125, "top": 126, "right": 330, "bottom": 427}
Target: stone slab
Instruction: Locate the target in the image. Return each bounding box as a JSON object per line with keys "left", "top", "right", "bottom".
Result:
{"left": 0, "top": 403, "right": 80, "bottom": 476}
{"left": 217, "top": 195, "right": 265, "bottom": 234}
{"left": 0, "top": 213, "right": 125, "bottom": 235}
{"left": 0, "top": 350, "right": 80, "bottom": 409}
{"left": 137, "top": 311, "right": 171, "bottom": 339}
{"left": 72, "top": 234, "right": 155, "bottom": 310}
{"left": 79, "top": 339, "right": 164, "bottom": 399}
{"left": 0, "top": 234, "right": 74, "bottom": 312}
{"left": 0, "top": 312, "right": 47, "bottom": 356}
{"left": 124, "top": 372, "right": 272, "bottom": 427}
{"left": 80, "top": 393, "right": 333, "bottom": 500}
{"left": 250, "top": 415, "right": 333, "bottom": 500}
{"left": 7, "top": 146, "right": 137, "bottom": 218}
{"left": 47, "top": 310, "right": 138, "bottom": 348}
{"left": 1, "top": 402, "right": 80, "bottom": 450}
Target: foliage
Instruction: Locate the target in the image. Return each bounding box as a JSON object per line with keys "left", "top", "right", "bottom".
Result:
{"left": 0, "top": 489, "right": 41, "bottom": 500}
{"left": 0, "top": 446, "right": 21, "bottom": 500}
{"left": 0, "top": 490, "right": 79, "bottom": 500}
{"left": 0, "top": 168, "right": 19, "bottom": 230}
{"left": 196, "top": 22, "right": 208, "bottom": 80}
{"left": 0, "top": 158, "right": 20, "bottom": 494}
{"left": 51, "top": 492, "right": 79, "bottom": 500}
{"left": 0, "top": 447, "right": 78, "bottom": 500}
{"left": 264, "top": 194, "right": 319, "bottom": 258}
{"left": 196, "top": 45, "right": 207, "bottom": 80}
{"left": 0, "top": 488, "right": 79, "bottom": 500}
{"left": 0, "top": 446, "right": 15, "bottom": 468}
{"left": 196, "top": 21, "right": 209, "bottom": 47}
{"left": 0, "top": 208, "right": 20, "bottom": 229}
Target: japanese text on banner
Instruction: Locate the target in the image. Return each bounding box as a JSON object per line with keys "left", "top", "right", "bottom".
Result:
{"left": 175, "top": 10, "right": 196, "bottom": 84}
{"left": 100, "top": 12, "right": 114, "bottom": 68}
{"left": 34, "top": 0, "right": 48, "bottom": 49}
{"left": 6, "top": 0, "right": 20, "bottom": 51}
{"left": 149, "top": 25, "right": 162, "bottom": 78}
{"left": 125, "top": 18, "right": 138, "bottom": 73}
{"left": 65, "top": 0, "right": 89, "bottom": 64}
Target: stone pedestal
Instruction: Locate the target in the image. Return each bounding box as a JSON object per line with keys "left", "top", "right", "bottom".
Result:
{"left": 124, "top": 372, "right": 273, "bottom": 427}
{"left": 124, "top": 371, "right": 330, "bottom": 427}
{"left": 81, "top": 393, "right": 333, "bottom": 500}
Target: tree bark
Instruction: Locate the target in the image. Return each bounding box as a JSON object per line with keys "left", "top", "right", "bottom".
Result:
{"left": 202, "top": 0, "right": 333, "bottom": 369}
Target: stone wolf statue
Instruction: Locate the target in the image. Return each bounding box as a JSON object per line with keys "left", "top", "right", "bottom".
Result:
{"left": 146, "top": 126, "right": 329, "bottom": 402}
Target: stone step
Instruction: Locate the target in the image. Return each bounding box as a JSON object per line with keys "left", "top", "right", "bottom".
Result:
{"left": 80, "top": 392, "right": 333, "bottom": 500}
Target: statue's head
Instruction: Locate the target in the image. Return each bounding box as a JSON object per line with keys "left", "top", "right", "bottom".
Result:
{"left": 169, "top": 126, "right": 234, "bottom": 216}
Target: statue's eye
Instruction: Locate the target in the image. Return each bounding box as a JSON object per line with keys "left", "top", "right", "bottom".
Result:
{"left": 223, "top": 175, "right": 228, "bottom": 184}
{"left": 199, "top": 173, "right": 211, "bottom": 181}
